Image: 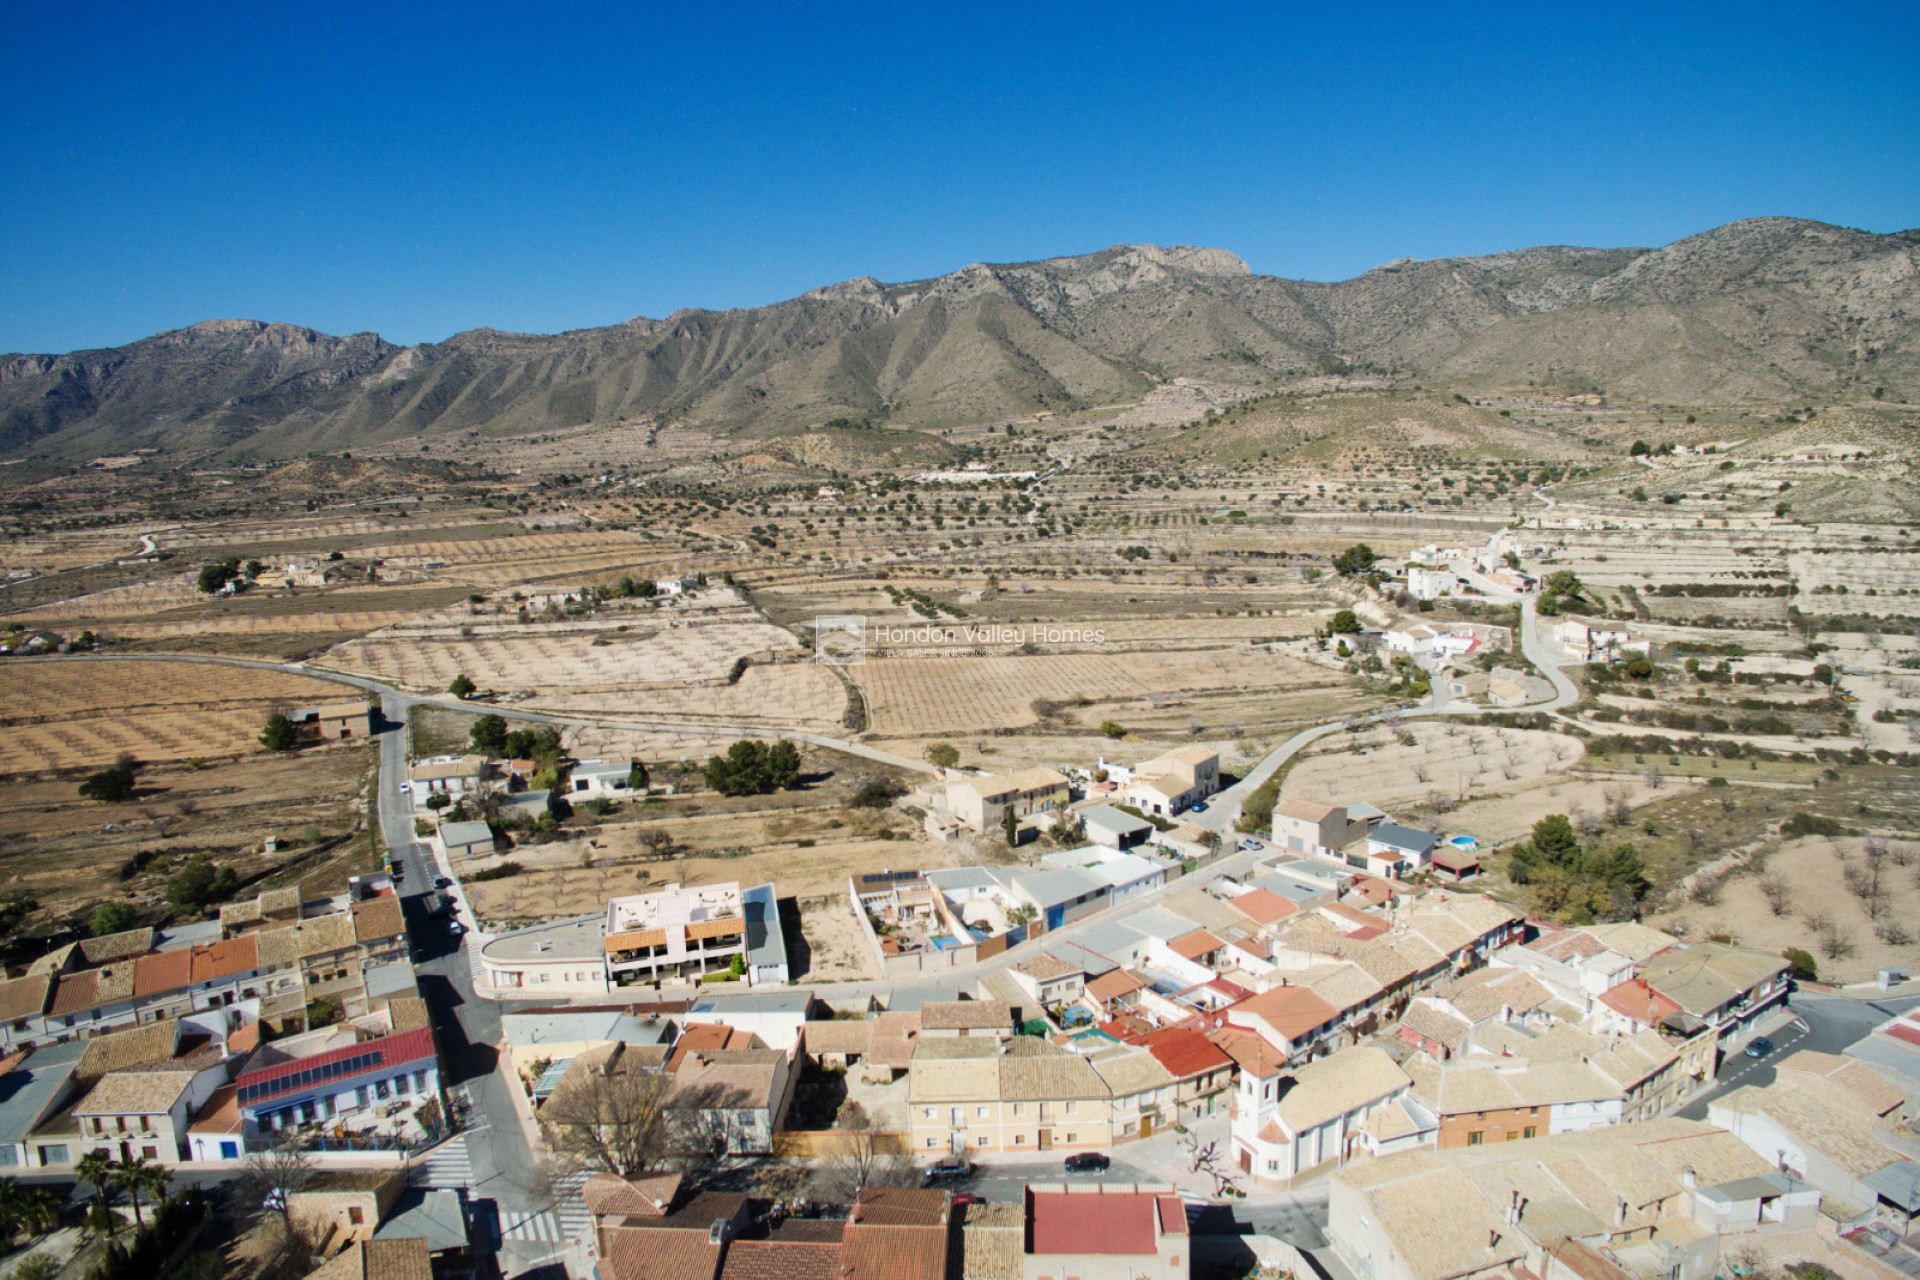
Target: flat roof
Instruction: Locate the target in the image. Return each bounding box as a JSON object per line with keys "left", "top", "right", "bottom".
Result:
{"left": 1081, "top": 805, "right": 1152, "bottom": 835}
{"left": 742, "top": 883, "right": 788, "bottom": 973}
{"left": 689, "top": 990, "right": 812, "bottom": 1015}
{"left": 438, "top": 820, "right": 493, "bottom": 846}
{"left": 0, "top": 1040, "right": 87, "bottom": 1146}
{"left": 480, "top": 915, "right": 606, "bottom": 965}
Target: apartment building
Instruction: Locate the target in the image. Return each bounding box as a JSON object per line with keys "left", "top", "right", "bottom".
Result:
{"left": 603, "top": 882, "right": 749, "bottom": 986}
{"left": 908, "top": 1038, "right": 1112, "bottom": 1156}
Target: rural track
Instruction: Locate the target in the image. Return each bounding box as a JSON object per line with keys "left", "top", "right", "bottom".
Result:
{"left": 12, "top": 652, "right": 939, "bottom": 776}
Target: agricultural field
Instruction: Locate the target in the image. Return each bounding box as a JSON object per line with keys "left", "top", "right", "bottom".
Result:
{"left": 0, "top": 661, "right": 362, "bottom": 770}
{"left": 0, "top": 741, "right": 376, "bottom": 946}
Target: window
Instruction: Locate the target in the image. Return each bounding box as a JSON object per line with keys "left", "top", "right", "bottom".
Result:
{"left": 923, "top": 1108, "right": 935, "bottom": 1120}
{"left": 976, "top": 1135, "right": 988, "bottom": 1147}
{"left": 1506, "top": 1132, "right": 1521, "bottom": 1142}
{"left": 976, "top": 1106, "right": 988, "bottom": 1118}
{"left": 348, "top": 1207, "right": 365, "bottom": 1225}
{"left": 1523, "top": 1127, "right": 1537, "bottom": 1139}
{"left": 220, "top": 1141, "right": 239, "bottom": 1159}
{"left": 142, "top": 1146, "right": 157, "bottom": 1159}
{"left": 1015, "top": 1135, "right": 1025, "bottom": 1146}
{"left": 925, "top": 1137, "right": 938, "bottom": 1149}
{"left": 1468, "top": 1132, "right": 1484, "bottom": 1146}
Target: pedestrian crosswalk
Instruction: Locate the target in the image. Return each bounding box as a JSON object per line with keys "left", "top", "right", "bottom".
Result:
{"left": 502, "top": 1171, "right": 593, "bottom": 1245}
{"left": 411, "top": 1135, "right": 472, "bottom": 1188}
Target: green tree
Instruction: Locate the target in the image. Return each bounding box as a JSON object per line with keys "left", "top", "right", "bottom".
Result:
{"left": 504, "top": 725, "right": 564, "bottom": 759}
{"left": 1332, "top": 544, "right": 1377, "bottom": 576}
{"left": 469, "top": 714, "right": 509, "bottom": 754}
{"left": 1328, "top": 609, "right": 1362, "bottom": 635}
{"left": 195, "top": 559, "right": 240, "bottom": 594}
{"left": 926, "top": 742, "right": 960, "bottom": 769}
{"left": 76, "top": 1150, "right": 117, "bottom": 1236}
{"left": 79, "top": 757, "right": 139, "bottom": 803}
{"left": 727, "top": 954, "right": 746, "bottom": 979}
{"left": 259, "top": 712, "right": 299, "bottom": 752}
{"left": 0, "top": 1177, "right": 60, "bottom": 1244}
{"left": 1098, "top": 720, "right": 1127, "bottom": 739}
{"left": 703, "top": 740, "right": 802, "bottom": 796}
{"left": 111, "top": 1154, "right": 170, "bottom": 1228}
{"left": 448, "top": 673, "right": 477, "bottom": 699}
{"left": 1629, "top": 440, "right": 1650, "bottom": 457}
{"left": 627, "top": 759, "right": 650, "bottom": 791}
{"left": 1002, "top": 806, "right": 1019, "bottom": 848}
{"left": 91, "top": 901, "right": 137, "bottom": 936}
{"left": 1781, "top": 947, "right": 1818, "bottom": 982}
{"left": 165, "top": 857, "right": 239, "bottom": 916}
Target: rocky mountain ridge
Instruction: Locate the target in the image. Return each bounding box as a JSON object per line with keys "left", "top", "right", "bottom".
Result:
{"left": 3, "top": 217, "right": 1915, "bottom": 461}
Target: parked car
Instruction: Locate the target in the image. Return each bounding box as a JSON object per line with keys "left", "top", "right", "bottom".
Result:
{"left": 1238, "top": 838, "right": 1263, "bottom": 852}
{"left": 1744, "top": 1036, "right": 1775, "bottom": 1059}
{"left": 923, "top": 1158, "right": 975, "bottom": 1185}
{"left": 1064, "top": 1153, "right": 1110, "bottom": 1173}
{"left": 433, "top": 876, "right": 453, "bottom": 889}
{"left": 1190, "top": 801, "right": 1208, "bottom": 813}
{"left": 950, "top": 1192, "right": 982, "bottom": 1207}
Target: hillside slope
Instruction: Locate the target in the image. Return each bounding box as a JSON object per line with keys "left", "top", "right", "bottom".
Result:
{"left": 2, "top": 219, "right": 1915, "bottom": 461}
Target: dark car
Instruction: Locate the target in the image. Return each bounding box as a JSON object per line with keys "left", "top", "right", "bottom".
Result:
{"left": 433, "top": 876, "right": 453, "bottom": 890}
{"left": 1064, "top": 1153, "right": 1110, "bottom": 1173}
{"left": 1744, "top": 1036, "right": 1775, "bottom": 1059}
{"left": 923, "top": 1158, "right": 974, "bottom": 1185}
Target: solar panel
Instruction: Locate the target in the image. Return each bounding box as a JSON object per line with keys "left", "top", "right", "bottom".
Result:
{"left": 238, "top": 1051, "right": 381, "bottom": 1104}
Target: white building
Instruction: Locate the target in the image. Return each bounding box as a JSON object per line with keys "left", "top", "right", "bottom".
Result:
{"left": 1232, "top": 1045, "right": 1411, "bottom": 1182}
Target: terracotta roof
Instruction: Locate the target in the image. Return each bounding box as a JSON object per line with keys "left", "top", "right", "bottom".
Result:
{"left": 235, "top": 1029, "right": 435, "bottom": 1106}
{"left": 46, "top": 970, "right": 102, "bottom": 1017}
{"left": 602, "top": 1230, "right": 722, "bottom": 1280}
{"left": 1134, "top": 1026, "right": 1233, "bottom": 1081}
{"left": 867, "top": 1011, "right": 919, "bottom": 1068}
{"left": 188, "top": 1083, "right": 243, "bottom": 1134}
{"left": 1085, "top": 969, "right": 1148, "bottom": 1003}
{"left": 583, "top": 1171, "right": 684, "bottom": 1218}
{"left": 920, "top": 1000, "right": 1009, "bottom": 1032}
{"left": 1167, "top": 930, "right": 1225, "bottom": 961}
{"left": 308, "top": 1238, "right": 433, "bottom": 1280}
{"left": 1595, "top": 978, "right": 1683, "bottom": 1027}
{"left": 1207, "top": 1026, "right": 1287, "bottom": 1078}
{"left": 0, "top": 974, "right": 51, "bottom": 1022}
{"left": 1012, "top": 954, "right": 1081, "bottom": 981}
{"left": 1228, "top": 888, "right": 1298, "bottom": 926}
{"left": 352, "top": 895, "right": 406, "bottom": 944}
{"left": 848, "top": 1187, "right": 949, "bottom": 1226}
{"left": 718, "top": 1241, "right": 842, "bottom": 1280}
{"left": 191, "top": 934, "right": 260, "bottom": 984}
{"left": 133, "top": 948, "right": 193, "bottom": 997}
{"left": 1028, "top": 1188, "right": 1183, "bottom": 1256}
{"left": 1230, "top": 984, "right": 1340, "bottom": 1043}
{"left": 842, "top": 1220, "right": 948, "bottom": 1280}
{"left": 1399, "top": 1003, "right": 1472, "bottom": 1053}
{"left": 667, "top": 1022, "right": 760, "bottom": 1071}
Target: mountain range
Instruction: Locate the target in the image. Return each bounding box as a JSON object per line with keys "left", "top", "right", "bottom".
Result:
{"left": 2, "top": 217, "right": 1915, "bottom": 462}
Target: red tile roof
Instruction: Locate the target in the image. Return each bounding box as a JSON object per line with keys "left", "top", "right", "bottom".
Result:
{"left": 1168, "top": 930, "right": 1225, "bottom": 962}
{"left": 133, "top": 948, "right": 193, "bottom": 998}
{"left": 842, "top": 1222, "right": 948, "bottom": 1280}
{"left": 602, "top": 1229, "right": 722, "bottom": 1280}
{"left": 191, "top": 935, "right": 259, "bottom": 984}
{"left": 1027, "top": 1188, "right": 1181, "bottom": 1256}
{"left": 1596, "top": 978, "right": 1682, "bottom": 1026}
{"left": 46, "top": 970, "right": 102, "bottom": 1016}
{"left": 667, "top": 1023, "right": 760, "bottom": 1071}
{"left": 1227, "top": 888, "right": 1297, "bottom": 926}
{"left": 718, "top": 1240, "right": 843, "bottom": 1280}
{"left": 1887, "top": 1022, "right": 1920, "bottom": 1050}
{"left": 1229, "top": 984, "right": 1339, "bottom": 1042}
{"left": 847, "top": 1188, "right": 948, "bottom": 1226}
{"left": 1134, "top": 1026, "right": 1233, "bottom": 1081}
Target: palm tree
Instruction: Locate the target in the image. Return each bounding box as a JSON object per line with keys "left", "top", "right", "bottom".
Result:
{"left": 0, "top": 1177, "right": 60, "bottom": 1242}
{"left": 110, "top": 1155, "right": 168, "bottom": 1228}
{"left": 75, "top": 1150, "right": 116, "bottom": 1236}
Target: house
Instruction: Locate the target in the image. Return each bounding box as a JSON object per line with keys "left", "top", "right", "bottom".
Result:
{"left": 1407, "top": 566, "right": 1454, "bottom": 601}
{"left": 739, "top": 883, "right": 790, "bottom": 986}
{"left": 1021, "top": 1183, "right": 1189, "bottom": 1280}
{"left": 1270, "top": 800, "right": 1371, "bottom": 862}
{"left": 0, "top": 975, "right": 53, "bottom": 1054}
{"left": 1363, "top": 823, "right": 1438, "bottom": 877}
{"left": 920, "top": 1000, "right": 1012, "bottom": 1040}
{"left": 1088, "top": 1046, "right": 1179, "bottom": 1141}
{"left": 1709, "top": 1072, "right": 1919, "bottom": 1221}
{"left": 477, "top": 916, "right": 611, "bottom": 997}
{"left": 946, "top": 768, "right": 1071, "bottom": 833}
{"left": 0, "top": 1041, "right": 87, "bottom": 1168}
{"left": 1639, "top": 942, "right": 1791, "bottom": 1054}
{"left": 1556, "top": 621, "right": 1649, "bottom": 664}
{"left": 1328, "top": 1119, "right": 1821, "bottom": 1280}
{"left": 284, "top": 1169, "right": 405, "bottom": 1249}
{"left": 69, "top": 1065, "right": 227, "bottom": 1163}
{"left": 1490, "top": 927, "right": 1647, "bottom": 1020}
{"left": 408, "top": 756, "right": 489, "bottom": 799}
{"left": 1080, "top": 805, "right": 1153, "bottom": 850}
{"left": 306, "top": 1238, "right": 434, "bottom": 1280}
{"left": 1131, "top": 1026, "right": 1234, "bottom": 1122}
{"left": 668, "top": 1045, "right": 795, "bottom": 1156}
{"left": 1220, "top": 984, "right": 1341, "bottom": 1065}
{"left": 907, "top": 1038, "right": 1112, "bottom": 1156}
{"left": 566, "top": 759, "right": 640, "bottom": 802}
{"left": 683, "top": 990, "right": 813, "bottom": 1053}
{"left": 438, "top": 820, "right": 496, "bottom": 860}
{"left": 373, "top": 1188, "right": 475, "bottom": 1276}
{"left": 220, "top": 1027, "right": 439, "bottom": 1146}
{"left": 1012, "top": 867, "right": 1111, "bottom": 933}
{"left": 604, "top": 882, "right": 750, "bottom": 986}
{"left": 1116, "top": 747, "right": 1219, "bottom": 818}
{"left": 1232, "top": 1044, "right": 1411, "bottom": 1182}
{"left": 1039, "top": 846, "right": 1166, "bottom": 901}
{"left": 290, "top": 702, "right": 375, "bottom": 741}
{"left": 1007, "top": 956, "right": 1085, "bottom": 1009}
{"left": 500, "top": 1005, "right": 674, "bottom": 1082}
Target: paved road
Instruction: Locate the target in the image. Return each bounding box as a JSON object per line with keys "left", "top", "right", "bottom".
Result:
{"left": 1675, "top": 990, "right": 1920, "bottom": 1120}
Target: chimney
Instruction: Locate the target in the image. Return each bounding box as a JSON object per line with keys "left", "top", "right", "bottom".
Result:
{"left": 1682, "top": 1167, "right": 1696, "bottom": 1190}
{"left": 708, "top": 1218, "right": 730, "bottom": 1245}
{"left": 1615, "top": 1196, "right": 1628, "bottom": 1227}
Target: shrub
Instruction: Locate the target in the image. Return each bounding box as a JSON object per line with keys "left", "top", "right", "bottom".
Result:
{"left": 259, "top": 712, "right": 299, "bottom": 751}
{"left": 91, "top": 902, "right": 137, "bottom": 936}
{"left": 467, "top": 861, "right": 524, "bottom": 882}
{"left": 79, "top": 758, "right": 140, "bottom": 803}
{"left": 1098, "top": 721, "right": 1127, "bottom": 739}
{"left": 165, "top": 857, "right": 239, "bottom": 915}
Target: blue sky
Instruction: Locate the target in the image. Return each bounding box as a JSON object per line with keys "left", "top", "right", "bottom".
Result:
{"left": 2, "top": 2, "right": 1915, "bottom": 353}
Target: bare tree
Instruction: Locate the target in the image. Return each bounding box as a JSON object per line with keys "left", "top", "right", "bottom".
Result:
{"left": 1757, "top": 877, "right": 1791, "bottom": 916}
{"left": 1180, "top": 1129, "right": 1241, "bottom": 1199}
{"left": 1818, "top": 926, "right": 1855, "bottom": 961}
{"left": 240, "top": 1134, "right": 318, "bottom": 1277}
{"left": 1801, "top": 908, "right": 1832, "bottom": 934}
{"left": 540, "top": 1058, "right": 674, "bottom": 1175}
{"left": 816, "top": 1100, "right": 915, "bottom": 1202}
{"left": 1687, "top": 874, "right": 1723, "bottom": 907}
{"left": 1875, "top": 919, "right": 1914, "bottom": 947}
